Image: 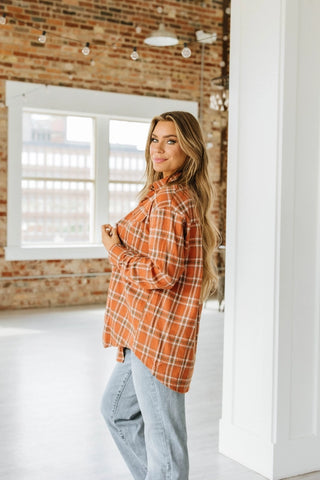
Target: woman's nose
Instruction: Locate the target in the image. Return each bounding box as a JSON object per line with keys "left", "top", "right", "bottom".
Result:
{"left": 154, "top": 140, "right": 165, "bottom": 152}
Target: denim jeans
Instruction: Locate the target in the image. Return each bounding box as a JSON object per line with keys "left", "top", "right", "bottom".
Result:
{"left": 101, "top": 349, "right": 189, "bottom": 480}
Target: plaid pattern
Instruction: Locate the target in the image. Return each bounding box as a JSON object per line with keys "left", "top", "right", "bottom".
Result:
{"left": 103, "top": 177, "right": 203, "bottom": 393}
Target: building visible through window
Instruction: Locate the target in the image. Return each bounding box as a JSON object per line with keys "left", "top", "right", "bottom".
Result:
{"left": 108, "top": 120, "right": 146, "bottom": 226}
{"left": 21, "top": 113, "right": 147, "bottom": 245}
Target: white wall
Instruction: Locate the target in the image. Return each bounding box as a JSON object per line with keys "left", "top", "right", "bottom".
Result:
{"left": 219, "top": 1, "right": 320, "bottom": 478}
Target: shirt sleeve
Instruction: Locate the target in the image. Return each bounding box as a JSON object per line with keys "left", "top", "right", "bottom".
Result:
{"left": 108, "top": 202, "right": 186, "bottom": 290}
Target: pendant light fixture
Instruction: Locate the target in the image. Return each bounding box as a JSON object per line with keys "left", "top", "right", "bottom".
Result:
{"left": 144, "top": 23, "right": 179, "bottom": 47}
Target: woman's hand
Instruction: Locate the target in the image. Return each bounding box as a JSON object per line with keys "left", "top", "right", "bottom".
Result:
{"left": 101, "top": 224, "right": 121, "bottom": 251}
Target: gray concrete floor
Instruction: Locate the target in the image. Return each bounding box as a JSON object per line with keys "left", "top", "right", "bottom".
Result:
{"left": 0, "top": 302, "right": 319, "bottom": 480}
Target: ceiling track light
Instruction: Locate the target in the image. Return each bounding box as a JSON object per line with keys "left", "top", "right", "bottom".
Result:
{"left": 195, "top": 30, "right": 217, "bottom": 44}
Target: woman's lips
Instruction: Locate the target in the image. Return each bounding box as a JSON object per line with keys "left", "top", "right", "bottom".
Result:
{"left": 153, "top": 157, "right": 167, "bottom": 163}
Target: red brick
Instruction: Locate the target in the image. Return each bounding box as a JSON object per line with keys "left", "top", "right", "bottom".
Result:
{"left": 0, "top": 0, "right": 230, "bottom": 309}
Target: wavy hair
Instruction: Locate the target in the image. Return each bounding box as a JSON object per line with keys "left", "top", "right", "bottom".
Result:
{"left": 139, "top": 111, "right": 220, "bottom": 302}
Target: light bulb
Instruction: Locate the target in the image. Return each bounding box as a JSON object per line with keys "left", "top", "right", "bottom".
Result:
{"left": 130, "top": 47, "right": 139, "bottom": 61}
{"left": 82, "top": 42, "right": 90, "bottom": 55}
{"left": 0, "top": 13, "right": 7, "bottom": 25}
{"left": 181, "top": 43, "right": 191, "bottom": 59}
{"left": 38, "top": 31, "right": 46, "bottom": 43}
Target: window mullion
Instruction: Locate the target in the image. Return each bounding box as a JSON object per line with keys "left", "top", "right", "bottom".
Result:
{"left": 94, "top": 116, "right": 109, "bottom": 241}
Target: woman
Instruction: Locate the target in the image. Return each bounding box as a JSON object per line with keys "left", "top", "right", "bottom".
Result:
{"left": 100, "top": 111, "right": 219, "bottom": 480}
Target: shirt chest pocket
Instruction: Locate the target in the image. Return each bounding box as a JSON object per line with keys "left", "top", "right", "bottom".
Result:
{"left": 119, "top": 202, "right": 153, "bottom": 252}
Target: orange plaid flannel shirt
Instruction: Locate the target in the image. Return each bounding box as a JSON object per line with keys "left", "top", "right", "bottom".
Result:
{"left": 103, "top": 176, "right": 203, "bottom": 393}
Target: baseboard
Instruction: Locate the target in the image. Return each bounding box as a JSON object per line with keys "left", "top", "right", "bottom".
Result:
{"left": 219, "top": 419, "right": 320, "bottom": 480}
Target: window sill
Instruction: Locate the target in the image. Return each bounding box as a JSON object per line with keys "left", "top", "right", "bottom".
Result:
{"left": 5, "top": 245, "right": 107, "bottom": 261}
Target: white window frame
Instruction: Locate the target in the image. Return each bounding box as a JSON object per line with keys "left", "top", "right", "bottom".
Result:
{"left": 5, "top": 81, "right": 198, "bottom": 260}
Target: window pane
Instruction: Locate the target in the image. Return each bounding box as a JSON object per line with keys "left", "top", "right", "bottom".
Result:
{"left": 109, "top": 120, "right": 148, "bottom": 182}
{"left": 108, "top": 182, "right": 143, "bottom": 226}
{"left": 21, "top": 180, "right": 93, "bottom": 245}
{"left": 22, "top": 112, "right": 94, "bottom": 180}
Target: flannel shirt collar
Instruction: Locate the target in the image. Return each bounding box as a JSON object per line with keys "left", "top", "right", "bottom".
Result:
{"left": 149, "top": 173, "right": 181, "bottom": 192}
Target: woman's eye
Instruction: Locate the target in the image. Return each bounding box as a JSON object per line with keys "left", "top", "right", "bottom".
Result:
{"left": 150, "top": 137, "right": 176, "bottom": 144}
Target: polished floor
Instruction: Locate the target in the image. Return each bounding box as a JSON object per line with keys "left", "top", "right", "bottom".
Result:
{"left": 0, "top": 302, "right": 319, "bottom": 480}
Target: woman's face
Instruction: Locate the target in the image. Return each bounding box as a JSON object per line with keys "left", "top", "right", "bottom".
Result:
{"left": 150, "top": 121, "right": 187, "bottom": 178}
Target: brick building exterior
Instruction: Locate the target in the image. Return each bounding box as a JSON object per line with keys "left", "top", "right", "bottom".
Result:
{"left": 0, "top": 0, "right": 229, "bottom": 309}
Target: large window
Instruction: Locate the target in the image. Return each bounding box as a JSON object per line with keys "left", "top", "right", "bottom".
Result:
{"left": 5, "top": 81, "right": 197, "bottom": 260}
{"left": 20, "top": 114, "right": 147, "bottom": 245}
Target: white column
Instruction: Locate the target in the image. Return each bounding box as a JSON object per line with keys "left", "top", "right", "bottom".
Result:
{"left": 219, "top": 1, "right": 320, "bottom": 479}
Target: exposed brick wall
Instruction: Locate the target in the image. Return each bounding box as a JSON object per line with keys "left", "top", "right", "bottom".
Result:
{"left": 0, "top": 0, "right": 228, "bottom": 309}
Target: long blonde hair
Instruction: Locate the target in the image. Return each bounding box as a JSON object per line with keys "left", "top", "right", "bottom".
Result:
{"left": 140, "top": 111, "right": 220, "bottom": 301}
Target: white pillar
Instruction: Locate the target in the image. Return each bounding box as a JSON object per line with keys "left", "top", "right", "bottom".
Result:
{"left": 219, "top": 1, "right": 320, "bottom": 479}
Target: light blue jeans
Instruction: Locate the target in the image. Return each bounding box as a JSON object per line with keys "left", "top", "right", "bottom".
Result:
{"left": 101, "top": 349, "right": 189, "bottom": 480}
